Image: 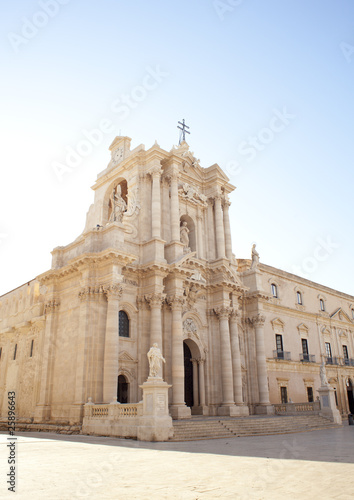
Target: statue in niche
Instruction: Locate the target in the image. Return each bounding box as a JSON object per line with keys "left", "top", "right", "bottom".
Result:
{"left": 320, "top": 362, "right": 329, "bottom": 387}
{"left": 180, "top": 221, "right": 190, "bottom": 252}
{"left": 250, "top": 243, "right": 259, "bottom": 270}
{"left": 109, "top": 185, "right": 127, "bottom": 223}
{"left": 147, "top": 343, "right": 165, "bottom": 378}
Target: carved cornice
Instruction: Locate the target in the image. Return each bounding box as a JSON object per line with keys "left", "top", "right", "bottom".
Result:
{"left": 214, "top": 306, "right": 231, "bottom": 319}
{"left": 145, "top": 293, "right": 166, "bottom": 308}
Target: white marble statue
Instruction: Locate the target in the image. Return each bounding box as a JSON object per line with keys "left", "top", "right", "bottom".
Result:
{"left": 320, "top": 362, "right": 329, "bottom": 387}
{"left": 147, "top": 343, "right": 165, "bottom": 378}
{"left": 109, "top": 185, "right": 127, "bottom": 223}
{"left": 250, "top": 243, "right": 259, "bottom": 270}
{"left": 180, "top": 221, "right": 190, "bottom": 248}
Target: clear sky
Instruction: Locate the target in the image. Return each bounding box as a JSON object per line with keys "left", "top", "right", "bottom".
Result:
{"left": 1, "top": 0, "right": 354, "bottom": 296}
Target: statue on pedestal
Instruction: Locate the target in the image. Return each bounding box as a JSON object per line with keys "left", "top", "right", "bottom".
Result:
{"left": 250, "top": 243, "right": 259, "bottom": 270}
{"left": 180, "top": 221, "right": 191, "bottom": 253}
{"left": 320, "top": 362, "right": 329, "bottom": 387}
{"left": 147, "top": 343, "right": 165, "bottom": 378}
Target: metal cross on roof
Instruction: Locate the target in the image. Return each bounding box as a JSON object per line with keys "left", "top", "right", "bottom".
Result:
{"left": 177, "top": 119, "right": 190, "bottom": 145}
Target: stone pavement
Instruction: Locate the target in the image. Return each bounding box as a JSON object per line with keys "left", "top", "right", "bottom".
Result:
{"left": 1, "top": 427, "right": 353, "bottom": 499}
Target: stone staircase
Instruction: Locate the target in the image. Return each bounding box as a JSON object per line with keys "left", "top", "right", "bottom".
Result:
{"left": 0, "top": 420, "right": 81, "bottom": 435}
{"left": 171, "top": 415, "right": 340, "bottom": 441}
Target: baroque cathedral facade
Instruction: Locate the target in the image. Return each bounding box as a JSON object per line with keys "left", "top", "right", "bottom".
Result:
{"left": 1, "top": 136, "right": 354, "bottom": 426}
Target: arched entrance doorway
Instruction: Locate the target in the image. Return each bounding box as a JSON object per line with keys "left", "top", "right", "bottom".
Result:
{"left": 347, "top": 379, "right": 354, "bottom": 413}
{"left": 184, "top": 342, "right": 194, "bottom": 407}
{"left": 117, "top": 374, "right": 128, "bottom": 403}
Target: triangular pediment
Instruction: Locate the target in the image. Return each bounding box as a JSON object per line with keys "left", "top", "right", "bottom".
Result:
{"left": 330, "top": 308, "right": 352, "bottom": 324}
{"left": 118, "top": 350, "right": 137, "bottom": 363}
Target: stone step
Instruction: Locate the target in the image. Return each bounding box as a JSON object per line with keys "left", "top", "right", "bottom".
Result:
{"left": 170, "top": 415, "right": 339, "bottom": 441}
{"left": 0, "top": 421, "right": 81, "bottom": 435}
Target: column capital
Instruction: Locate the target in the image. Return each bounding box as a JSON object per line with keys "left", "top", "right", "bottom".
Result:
{"left": 44, "top": 299, "right": 60, "bottom": 314}
{"left": 145, "top": 292, "right": 166, "bottom": 308}
{"left": 150, "top": 166, "right": 162, "bottom": 178}
{"left": 104, "top": 284, "right": 123, "bottom": 301}
{"left": 79, "top": 285, "right": 106, "bottom": 301}
{"left": 214, "top": 306, "right": 231, "bottom": 319}
{"left": 166, "top": 294, "right": 185, "bottom": 310}
{"left": 197, "top": 358, "right": 205, "bottom": 365}
{"left": 230, "top": 308, "right": 240, "bottom": 321}
{"left": 248, "top": 313, "right": 266, "bottom": 326}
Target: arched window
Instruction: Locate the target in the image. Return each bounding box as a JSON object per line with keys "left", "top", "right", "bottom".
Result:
{"left": 320, "top": 299, "right": 325, "bottom": 311}
{"left": 119, "top": 310, "right": 129, "bottom": 338}
{"left": 271, "top": 283, "right": 278, "bottom": 298}
{"left": 297, "top": 291, "right": 302, "bottom": 305}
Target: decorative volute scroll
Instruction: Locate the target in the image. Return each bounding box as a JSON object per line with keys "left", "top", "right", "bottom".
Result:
{"left": 124, "top": 188, "right": 141, "bottom": 218}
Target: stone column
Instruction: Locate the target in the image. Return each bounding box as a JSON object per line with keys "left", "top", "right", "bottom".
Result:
{"left": 223, "top": 198, "right": 233, "bottom": 260}
{"left": 168, "top": 294, "right": 191, "bottom": 419}
{"left": 191, "top": 359, "right": 199, "bottom": 407}
{"left": 249, "top": 314, "right": 273, "bottom": 412}
{"left": 103, "top": 284, "right": 123, "bottom": 403}
{"left": 214, "top": 306, "right": 235, "bottom": 412}
{"left": 145, "top": 293, "right": 165, "bottom": 376}
{"left": 34, "top": 298, "right": 59, "bottom": 422}
{"left": 198, "top": 359, "right": 206, "bottom": 406}
{"left": 74, "top": 287, "right": 92, "bottom": 407}
{"left": 151, "top": 166, "right": 162, "bottom": 239}
{"left": 214, "top": 195, "right": 226, "bottom": 259}
{"left": 170, "top": 168, "right": 180, "bottom": 242}
{"left": 230, "top": 309, "right": 244, "bottom": 405}
{"left": 197, "top": 211, "right": 204, "bottom": 259}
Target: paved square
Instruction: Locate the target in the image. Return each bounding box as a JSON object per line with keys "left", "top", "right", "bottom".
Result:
{"left": 1, "top": 427, "right": 353, "bottom": 499}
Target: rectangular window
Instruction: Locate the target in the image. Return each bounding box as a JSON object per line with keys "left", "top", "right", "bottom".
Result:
{"left": 275, "top": 334, "right": 283, "bottom": 358}
{"left": 307, "top": 387, "right": 314, "bottom": 403}
{"left": 320, "top": 299, "right": 325, "bottom": 311}
{"left": 297, "top": 291, "right": 302, "bottom": 305}
{"left": 271, "top": 284, "right": 277, "bottom": 298}
{"left": 30, "top": 339, "right": 34, "bottom": 358}
{"left": 343, "top": 345, "right": 349, "bottom": 362}
{"left": 325, "top": 342, "right": 332, "bottom": 358}
{"left": 281, "top": 386, "right": 288, "bottom": 404}
{"left": 13, "top": 344, "right": 17, "bottom": 361}
{"left": 301, "top": 338, "right": 309, "bottom": 361}
{"left": 0, "top": 347, "right": 2, "bottom": 361}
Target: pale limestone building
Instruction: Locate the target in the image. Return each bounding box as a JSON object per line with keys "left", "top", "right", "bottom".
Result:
{"left": 0, "top": 136, "right": 353, "bottom": 429}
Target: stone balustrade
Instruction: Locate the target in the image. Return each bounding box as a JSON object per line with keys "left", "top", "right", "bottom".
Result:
{"left": 274, "top": 402, "right": 320, "bottom": 415}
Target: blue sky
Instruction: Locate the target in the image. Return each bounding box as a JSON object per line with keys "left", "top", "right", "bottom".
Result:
{"left": 1, "top": 0, "right": 354, "bottom": 296}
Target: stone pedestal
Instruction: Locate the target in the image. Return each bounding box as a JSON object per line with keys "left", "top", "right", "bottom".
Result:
{"left": 318, "top": 386, "right": 342, "bottom": 425}
{"left": 254, "top": 404, "right": 275, "bottom": 415}
{"left": 137, "top": 377, "right": 174, "bottom": 441}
